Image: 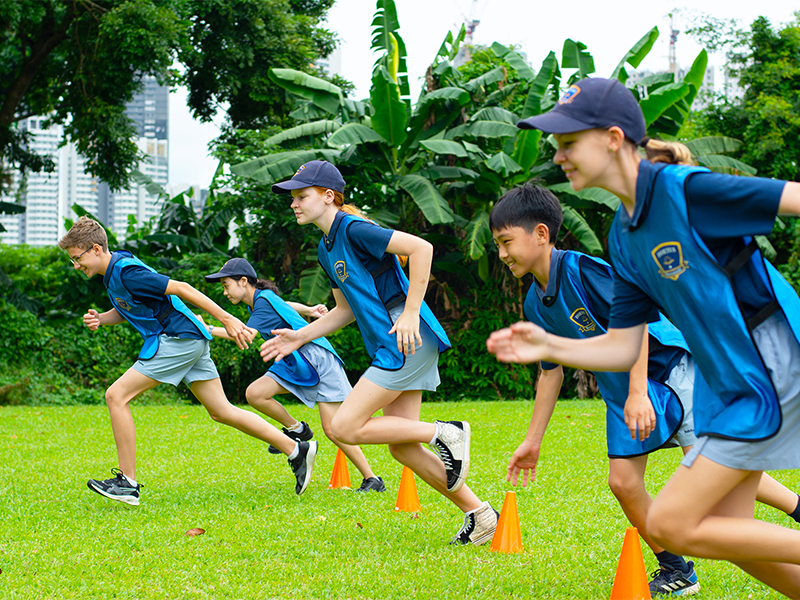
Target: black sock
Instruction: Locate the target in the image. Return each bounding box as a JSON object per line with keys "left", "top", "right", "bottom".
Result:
{"left": 655, "top": 550, "right": 688, "bottom": 573}
{"left": 789, "top": 495, "right": 800, "bottom": 523}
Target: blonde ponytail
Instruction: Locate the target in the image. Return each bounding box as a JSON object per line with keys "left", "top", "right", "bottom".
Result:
{"left": 643, "top": 139, "right": 694, "bottom": 166}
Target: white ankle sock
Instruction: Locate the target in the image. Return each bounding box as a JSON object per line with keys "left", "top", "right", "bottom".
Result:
{"left": 429, "top": 423, "right": 438, "bottom": 445}
{"left": 287, "top": 421, "right": 304, "bottom": 433}
{"left": 288, "top": 443, "right": 299, "bottom": 460}
{"left": 124, "top": 475, "right": 138, "bottom": 486}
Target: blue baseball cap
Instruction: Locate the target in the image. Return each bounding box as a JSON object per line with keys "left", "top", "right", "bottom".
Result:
{"left": 517, "top": 77, "right": 648, "bottom": 146}
{"left": 271, "top": 160, "right": 346, "bottom": 194}
{"left": 204, "top": 258, "right": 257, "bottom": 282}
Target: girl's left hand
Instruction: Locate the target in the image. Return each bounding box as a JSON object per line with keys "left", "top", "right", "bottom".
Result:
{"left": 388, "top": 309, "right": 422, "bottom": 356}
{"left": 308, "top": 304, "right": 328, "bottom": 320}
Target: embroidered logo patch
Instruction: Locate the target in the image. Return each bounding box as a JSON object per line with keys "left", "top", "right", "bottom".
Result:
{"left": 570, "top": 307, "right": 597, "bottom": 333}
{"left": 115, "top": 298, "right": 132, "bottom": 311}
{"left": 558, "top": 85, "right": 581, "bottom": 105}
{"left": 652, "top": 242, "right": 689, "bottom": 281}
{"left": 293, "top": 164, "right": 306, "bottom": 178}
{"left": 334, "top": 260, "right": 348, "bottom": 283}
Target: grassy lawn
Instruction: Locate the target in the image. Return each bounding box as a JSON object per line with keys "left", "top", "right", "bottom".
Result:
{"left": 0, "top": 400, "right": 796, "bottom": 599}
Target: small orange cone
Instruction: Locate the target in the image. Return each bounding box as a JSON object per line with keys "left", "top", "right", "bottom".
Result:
{"left": 394, "top": 466, "right": 421, "bottom": 512}
{"left": 489, "top": 491, "right": 523, "bottom": 553}
{"left": 610, "top": 527, "right": 651, "bottom": 600}
{"left": 328, "top": 448, "right": 351, "bottom": 489}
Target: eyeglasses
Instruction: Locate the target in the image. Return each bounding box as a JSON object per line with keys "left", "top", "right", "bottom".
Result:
{"left": 69, "top": 246, "right": 94, "bottom": 265}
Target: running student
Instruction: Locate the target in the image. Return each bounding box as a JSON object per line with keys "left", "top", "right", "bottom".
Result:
{"left": 487, "top": 77, "right": 800, "bottom": 598}
{"left": 263, "top": 160, "right": 498, "bottom": 544}
{"left": 490, "top": 182, "right": 800, "bottom": 596}
{"left": 58, "top": 217, "right": 317, "bottom": 505}
{"left": 203, "top": 257, "right": 385, "bottom": 492}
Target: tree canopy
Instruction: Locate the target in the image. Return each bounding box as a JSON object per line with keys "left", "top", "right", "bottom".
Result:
{"left": 0, "top": 0, "right": 337, "bottom": 191}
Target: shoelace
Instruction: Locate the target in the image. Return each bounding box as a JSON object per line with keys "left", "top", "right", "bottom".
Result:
{"left": 456, "top": 513, "right": 474, "bottom": 536}
{"left": 434, "top": 441, "right": 453, "bottom": 468}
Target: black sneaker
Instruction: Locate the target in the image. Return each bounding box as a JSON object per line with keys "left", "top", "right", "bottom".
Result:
{"left": 450, "top": 502, "right": 498, "bottom": 545}
{"left": 288, "top": 440, "right": 317, "bottom": 495}
{"left": 430, "top": 420, "right": 471, "bottom": 492}
{"left": 268, "top": 421, "right": 314, "bottom": 454}
{"left": 649, "top": 561, "right": 700, "bottom": 596}
{"left": 354, "top": 476, "right": 387, "bottom": 492}
{"left": 87, "top": 468, "right": 141, "bottom": 506}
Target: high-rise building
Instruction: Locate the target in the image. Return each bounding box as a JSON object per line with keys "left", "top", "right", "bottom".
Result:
{"left": 0, "top": 75, "right": 169, "bottom": 245}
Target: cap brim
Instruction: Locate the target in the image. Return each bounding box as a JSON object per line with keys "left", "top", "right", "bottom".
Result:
{"left": 204, "top": 271, "right": 228, "bottom": 282}
{"left": 271, "top": 179, "right": 314, "bottom": 194}
{"left": 517, "top": 111, "right": 595, "bottom": 134}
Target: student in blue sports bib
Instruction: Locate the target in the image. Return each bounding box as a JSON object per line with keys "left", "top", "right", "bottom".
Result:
{"left": 58, "top": 217, "right": 319, "bottom": 505}
{"left": 487, "top": 77, "right": 800, "bottom": 597}
{"left": 490, "top": 182, "right": 800, "bottom": 595}
{"left": 263, "top": 160, "right": 498, "bottom": 545}
{"left": 203, "top": 257, "right": 385, "bottom": 492}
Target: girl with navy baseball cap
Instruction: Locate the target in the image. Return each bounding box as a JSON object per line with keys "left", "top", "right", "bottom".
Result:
{"left": 265, "top": 160, "right": 499, "bottom": 545}
{"left": 490, "top": 77, "right": 800, "bottom": 596}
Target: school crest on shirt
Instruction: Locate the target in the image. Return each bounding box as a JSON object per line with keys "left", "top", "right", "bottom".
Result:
{"left": 115, "top": 298, "right": 132, "bottom": 311}
{"left": 334, "top": 260, "right": 348, "bottom": 283}
{"left": 651, "top": 242, "right": 689, "bottom": 281}
{"left": 559, "top": 85, "right": 581, "bottom": 105}
{"left": 570, "top": 307, "right": 597, "bottom": 333}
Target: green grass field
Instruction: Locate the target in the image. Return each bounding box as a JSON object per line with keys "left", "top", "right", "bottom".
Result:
{"left": 0, "top": 401, "right": 795, "bottom": 599}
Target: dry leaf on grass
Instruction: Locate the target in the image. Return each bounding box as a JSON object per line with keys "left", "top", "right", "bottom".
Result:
{"left": 185, "top": 528, "right": 206, "bottom": 537}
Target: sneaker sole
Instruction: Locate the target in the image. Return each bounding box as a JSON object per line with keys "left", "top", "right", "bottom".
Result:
{"left": 671, "top": 582, "right": 700, "bottom": 596}
{"left": 448, "top": 422, "right": 471, "bottom": 493}
{"left": 296, "top": 442, "right": 317, "bottom": 495}
{"left": 87, "top": 481, "right": 140, "bottom": 506}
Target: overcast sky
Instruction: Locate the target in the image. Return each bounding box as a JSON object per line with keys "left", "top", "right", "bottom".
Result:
{"left": 167, "top": 0, "right": 798, "bottom": 187}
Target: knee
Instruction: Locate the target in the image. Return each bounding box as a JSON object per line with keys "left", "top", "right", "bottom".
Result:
{"left": 105, "top": 388, "right": 128, "bottom": 410}
{"left": 207, "top": 405, "right": 236, "bottom": 425}
{"left": 646, "top": 503, "right": 691, "bottom": 554}
{"left": 330, "top": 413, "right": 359, "bottom": 445}
{"left": 608, "top": 471, "right": 642, "bottom": 504}
{"left": 321, "top": 419, "right": 337, "bottom": 443}
{"left": 388, "top": 442, "right": 418, "bottom": 464}
{"left": 244, "top": 384, "right": 260, "bottom": 407}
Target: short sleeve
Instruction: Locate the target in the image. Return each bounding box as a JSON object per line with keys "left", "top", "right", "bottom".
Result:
{"left": 609, "top": 276, "right": 659, "bottom": 329}
{"left": 119, "top": 266, "right": 169, "bottom": 301}
{"left": 246, "top": 296, "right": 288, "bottom": 339}
{"left": 346, "top": 220, "right": 394, "bottom": 261}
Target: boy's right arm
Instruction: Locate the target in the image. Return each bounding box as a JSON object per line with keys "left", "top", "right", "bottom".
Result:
{"left": 83, "top": 308, "right": 125, "bottom": 331}
{"left": 507, "top": 364, "right": 563, "bottom": 487}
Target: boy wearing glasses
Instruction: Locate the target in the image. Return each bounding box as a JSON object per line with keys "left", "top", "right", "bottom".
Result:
{"left": 58, "top": 216, "right": 319, "bottom": 504}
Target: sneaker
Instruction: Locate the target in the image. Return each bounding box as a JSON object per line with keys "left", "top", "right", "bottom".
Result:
{"left": 430, "top": 420, "right": 471, "bottom": 492}
{"left": 288, "top": 440, "right": 317, "bottom": 495}
{"left": 450, "top": 501, "right": 498, "bottom": 545}
{"left": 649, "top": 561, "right": 701, "bottom": 596}
{"left": 269, "top": 421, "right": 314, "bottom": 454}
{"left": 87, "top": 468, "right": 141, "bottom": 506}
{"left": 354, "top": 476, "right": 387, "bottom": 492}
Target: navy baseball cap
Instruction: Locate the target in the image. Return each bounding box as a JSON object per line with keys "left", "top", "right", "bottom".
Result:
{"left": 204, "top": 258, "right": 257, "bottom": 282}
{"left": 517, "top": 77, "right": 648, "bottom": 146}
{"left": 271, "top": 160, "right": 346, "bottom": 194}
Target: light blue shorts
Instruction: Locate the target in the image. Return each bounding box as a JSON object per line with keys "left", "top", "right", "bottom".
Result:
{"left": 267, "top": 343, "right": 352, "bottom": 407}
{"left": 664, "top": 352, "right": 698, "bottom": 448}
{"left": 361, "top": 304, "right": 441, "bottom": 392}
{"left": 682, "top": 311, "right": 800, "bottom": 471}
{"left": 132, "top": 335, "right": 219, "bottom": 387}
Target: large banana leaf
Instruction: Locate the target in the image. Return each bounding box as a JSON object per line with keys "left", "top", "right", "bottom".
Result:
{"left": 678, "top": 50, "right": 708, "bottom": 111}
{"left": 561, "top": 205, "right": 603, "bottom": 254}
{"left": 512, "top": 129, "right": 542, "bottom": 173}
{"left": 549, "top": 183, "right": 620, "bottom": 210}
{"left": 414, "top": 87, "right": 471, "bottom": 114}
{"left": 435, "top": 24, "right": 466, "bottom": 62}
{"left": 327, "top": 123, "right": 385, "bottom": 147}
{"left": 521, "top": 52, "right": 558, "bottom": 119}
{"left": 470, "top": 107, "right": 519, "bottom": 125}
{"left": 132, "top": 169, "right": 166, "bottom": 196}
{"left": 231, "top": 150, "right": 341, "bottom": 183}
{"left": 639, "top": 82, "right": 689, "bottom": 128}
{"left": 298, "top": 265, "right": 332, "bottom": 305}
{"left": 414, "top": 166, "right": 479, "bottom": 180}
{"left": 268, "top": 69, "right": 344, "bottom": 116}
{"left": 371, "top": 0, "right": 409, "bottom": 99}
{"left": 491, "top": 42, "right": 535, "bottom": 81}
{"left": 463, "top": 67, "right": 506, "bottom": 93}
{"left": 696, "top": 154, "right": 758, "bottom": 175}
{"left": 484, "top": 82, "right": 522, "bottom": 105}
{"left": 485, "top": 152, "right": 523, "bottom": 178}
{"left": 464, "top": 121, "right": 519, "bottom": 139}
{"left": 370, "top": 66, "right": 408, "bottom": 147}
{"left": 0, "top": 201, "right": 25, "bottom": 215}
{"left": 265, "top": 121, "right": 339, "bottom": 146}
{"left": 684, "top": 136, "right": 743, "bottom": 155}
{"left": 465, "top": 210, "right": 491, "bottom": 260}
{"left": 420, "top": 140, "right": 468, "bottom": 157}
{"left": 562, "top": 39, "right": 595, "bottom": 82}
{"left": 611, "top": 27, "right": 659, "bottom": 83}
{"left": 397, "top": 174, "right": 454, "bottom": 224}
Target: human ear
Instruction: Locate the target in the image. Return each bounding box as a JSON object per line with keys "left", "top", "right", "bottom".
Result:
{"left": 607, "top": 126, "right": 625, "bottom": 152}
{"left": 536, "top": 223, "right": 550, "bottom": 244}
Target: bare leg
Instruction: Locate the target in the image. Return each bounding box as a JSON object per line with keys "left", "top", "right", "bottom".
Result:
{"left": 608, "top": 455, "right": 667, "bottom": 554}
{"left": 647, "top": 456, "right": 800, "bottom": 597}
{"left": 317, "top": 401, "right": 376, "bottom": 480}
{"left": 104, "top": 367, "right": 161, "bottom": 480}
{"left": 757, "top": 472, "right": 800, "bottom": 516}
{"left": 245, "top": 375, "right": 299, "bottom": 429}
{"left": 190, "top": 378, "right": 295, "bottom": 456}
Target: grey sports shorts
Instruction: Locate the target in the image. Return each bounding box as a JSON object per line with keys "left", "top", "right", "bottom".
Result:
{"left": 132, "top": 335, "right": 219, "bottom": 387}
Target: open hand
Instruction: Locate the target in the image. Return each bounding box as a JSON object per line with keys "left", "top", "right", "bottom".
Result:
{"left": 261, "top": 328, "right": 304, "bottom": 363}
{"left": 388, "top": 309, "right": 422, "bottom": 356}
{"left": 487, "top": 321, "right": 549, "bottom": 364}
{"left": 507, "top": 439, "right": 542, "bottom": 487}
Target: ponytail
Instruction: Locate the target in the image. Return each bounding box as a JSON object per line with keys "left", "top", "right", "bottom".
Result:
{"left": 313, "top": 186, "right": 409, "bottom": 268}
{"left": 643, "top": 139, "right": 694, "bottom": 166}
{"left": 248, "top": 277, "right": 279, "bottom": 294}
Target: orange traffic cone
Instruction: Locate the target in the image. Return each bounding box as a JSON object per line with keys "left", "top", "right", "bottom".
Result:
{"left": 394, "top": 466, "right": 421, "bottom": 512}
{"left": 610, "top": 527, "right": 651, "bottom": 600}
{"left": 489, "top": 491, "right": 523, "bottom": 553}
{"left": 328, "top": 448, "right": 351, "bottom": 489}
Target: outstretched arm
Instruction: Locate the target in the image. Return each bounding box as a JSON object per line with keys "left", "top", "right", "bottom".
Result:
{"left": 164, "top": 280, "right": 254, "bottom": 350}
{"left": 83, "top": 308, "right": 125, "bottom": 330}
{"left": 487, "top": 321, "right": 646, "bottom": 372}
{"left": 508, "top": 365, "right": 564, "bottom": 487}
{"left": 385, "top": 230, "right": 433, "bottom": 356}
{"left": 778, "top": 182, "right": 800, "bottom": 215}
{"left": 261, "top": 288, "right": 355, "bottom": 362}
{"left": 623, "top": 324, "right": 656, "bottom": 441}
{"left": 286, "top": 301, "right": 328, "bottom": 320}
